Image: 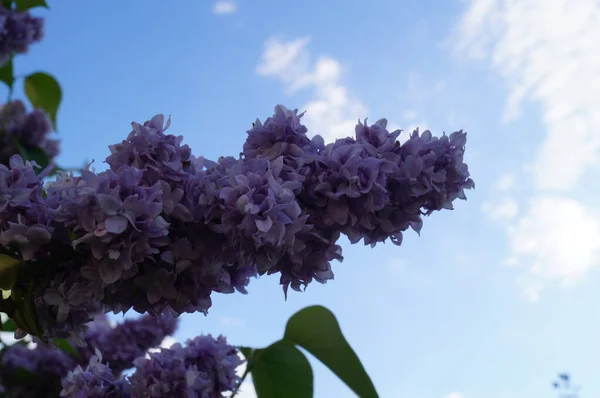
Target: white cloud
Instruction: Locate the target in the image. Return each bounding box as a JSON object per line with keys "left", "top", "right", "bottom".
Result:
{"left": 213, "top": 0, "right": 238, "bottom": 15}
{"left": 256, "top": 37, "right": 367, "bottom": 142}
{"left": 507, "top": 196, "right": 600, "bottom": 300}
{"left": 481, "top": 197, "right": 518, "bottom": 223}
{"left": 493, "top": 173, "right": 515, "bottom": 192}
{"left": 219, "top": 316, "right": 246, "bottom": 328}
{"left": 445, "top": 393, "right": 464, "bottom": 398}
{"left": 453, "top": 0, "right": 600, "bottom": 192}
{"left": 454, "top": 0, "right": 600, "bottom": 299}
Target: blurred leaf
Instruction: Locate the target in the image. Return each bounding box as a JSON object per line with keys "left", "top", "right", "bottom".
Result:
{"left": 13, "top": 138, "right": 50, "bottom": 171}
{"left": 24, "top": 72, "right": 61, "bottom": 129}
{"left": 13, "top": 367, "right": 38, "bottom": 382}
{"left": 14, "top": 0, "right": 47, "bottom": 11}
{"left": 239, "top": 346, "right": 255, "bottom": 362}
{"left": 284, "top": 306, "right": 378, "bottom": 398}
{"left": 0, "top": 58, "right": 14, "bottom": 89}
{"left": 0, "top": 254, "right": 19, "bottom": 291}
{"left": 1, "top": 318, "right": 17, "bottom": 333}
{"left": 1, "top": 0, "right": 12, "bottom": 9}
{"left": 53, "top": 338, "right": 80, "bottom": 359}
{"left": 250, "top": 341, "right": 313, "bottom": 398}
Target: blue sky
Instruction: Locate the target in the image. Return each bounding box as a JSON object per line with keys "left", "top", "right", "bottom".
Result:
{"left": 5, "top": 0, "right": 600, "bottom": 397}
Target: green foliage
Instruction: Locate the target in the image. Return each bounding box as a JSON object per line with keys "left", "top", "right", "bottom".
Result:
{"left": 249, "top": 341, "right": 313, "bottom": 398}
{"left": 238, "top": 306, "right": 378, "bottom": 398}
{"left": 24, "top": 72, "right": 62, "bottom": 129}
{"left": 0, "top": 58, "right": 14, "bottom": 90}
{"left": 284, "top": 306, "right": 378, "bottom": 398}
{"left": 0, "top": 254, "right": 20, "bottom": 291}
{"left": 14, "top": 0, "right": 48, "bottom": 11}
{"left": 1, "top": 0, "right": 12, "bottom": 9}
{"left": 1, "top": 318, "right": 17, "bottom": 333}
{"left": 53, "top": 338, "right": 80, "bottom": 359}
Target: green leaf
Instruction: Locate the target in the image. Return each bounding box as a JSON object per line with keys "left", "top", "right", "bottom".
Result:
{"left": 1, "top": 0, "right": 12, "bottom": 9}
{"left": 24, "top": 72, "right": 62, "bottom": 129}
{"left": 1, "top": 319, "right": 17, "bottom": 333}
{"left": 239, "top": 346, "right": 255, "bottom": 362}
{"left": 284, "top": 306, "right": 378, "bottom": 398}
{"left": 14, "top": 0, "right": 48, "bottom": 11}
{"left": 13, "top": 138, "right": 50, "bottom": 171}
{"left": 53, "top": 338, "right": 80, "bottom": 359}
{"left": 250, "top": 341, "right": 313, "bottom": 398}
{"left": 0, "top": 254, "right": 20, "bottom": 291}
{"left": 0, "top": 58, "right": 14, "bottom": 90}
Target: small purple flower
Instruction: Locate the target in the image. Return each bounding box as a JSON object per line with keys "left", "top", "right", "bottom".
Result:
{"left": 0, "top": 101, "right": 56, "bottom": 164}
{"left": 127, "top": 344, "right": 197, "bottom": 398}
{"left": 0, "top": 5, "right": 44, "bottom": 64}
{"left": 80, "top": 312, "right": 179, "bottom": 375}
{"left": 60, "top": 351, "right": 128, "bottom": 398}
{"left": 0, "top": 343, "right": 75, "bottom": 397}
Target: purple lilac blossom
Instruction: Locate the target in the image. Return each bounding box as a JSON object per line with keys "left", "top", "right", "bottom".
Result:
{"left": 0, "top": 101, "right": 57, "bottom": 165}
{"left": 0, "top": 5, "right": 44, "bottom": 65}
{"left": 0, "top": 105, "right": 473, "bottom": 340}
{"left": 0, "top": 155, "right": 52, "bottom": 261}
{"left": 127, "top": 335, "right": 242, "bottom": 398}
{"left": 0, "top": 343, "right": 76, "bottom": 397}
{"left": 60, "top": 351, "right": 128, "bottom": 398}
{"left": 80, "top": 312, "right": 179, "bottom": 375}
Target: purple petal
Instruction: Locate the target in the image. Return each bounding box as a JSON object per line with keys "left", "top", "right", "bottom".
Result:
{"left": 97, "top": 194, "right": 123, "bottom": 216}
{"left": 105, "top": 215, "right": 128, "bottom": 234}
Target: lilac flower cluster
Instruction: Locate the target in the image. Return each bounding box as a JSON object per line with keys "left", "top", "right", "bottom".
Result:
{"left": 80, "top": 313, "right": 178, "bottom": 375}
{"left": 0, "top": 105, "right": 473, "bottom": 340}
{"left": 0, "top": 4, "right": 44, "bottom": 65}
{"left": 0, "top": 312, "right": 179, "bottom": 397}
{"left": 60, "top": 351, "right": 128, "bottom": 398}
{"left": 0, "top": 342, "right": 76, "bottom": 397}
{"left": 0, "top": 100, "right": 59, "bottom": 165}
{"left": 59, "top": 334, "right": 241, "bottom": 398}
{"left": 0, "top": 155, "right": 52, "bottom": 261}
{"left": 127, "top": 334, "right": 242, "bottom": 397}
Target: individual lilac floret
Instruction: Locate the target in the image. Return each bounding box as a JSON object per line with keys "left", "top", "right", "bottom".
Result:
{"left": 0, "top": 5, "right": 44, "bottom": 64}
{"left": 60, "top": 351, "right": 129, "bottom": 398}
{"left": 128, "top": 335, "right": 242, "bottom": 398}
{"left": 0, "top": 101, "right": 57, "bottom": 165}
{"left": 0, "top": 343, "right": 76, "bottom": 397}
{"left": 80, "top": 312, "right": 179, "bottom": 375}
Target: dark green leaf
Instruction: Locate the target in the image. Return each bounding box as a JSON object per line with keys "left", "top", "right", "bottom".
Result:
{"left": 284, "top": 306, "right": 378, "bottom": 398}
{"left": 0, "top": 254, "right": 20, "bottom": 291}
{"left": 13, "top": 367, "right": 38, "bottom": 382}
{"left": 0, "top": 58, "right": 14, "bottom": 90}
{"left": 24, "top": 72, "right": 62, "bottom": 129}
{"left": 13, "top": 138, "right": 50, "bottom": 171}
{"left": 251, "top": 341, "right": 313, "bottom": 398}
{"left": 53, "top": 338, "right": 80, "bottom": 359}
{"left": 1, "top": 0, "right": 12, "bottom": 9}
{"left": 239, "top": 346, "right": 255, "bottom": 362}
{"left": 1, "top": 319, "right": 17, "bottom": 333}
{"left": 14, "top": 0, "right": 48, "bottom": 11}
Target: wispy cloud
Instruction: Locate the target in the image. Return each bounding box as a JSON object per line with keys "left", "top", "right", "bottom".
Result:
{"left": 444, "top": 393, "right": 464, "bottom": 398}
{"left": 454, "top": 0, "right": 600, "bottom": 299}
{"left": 213, "top": 0, "right": 238, "bottom": 15}
{"left": 219, "top": 316, "right": 246, "bottom": 328}
{"left": 454, "top": 0, "right": 600, "bottom": 192}
{"left": 256, "top": 36, "right": 367, "bottom": 142}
